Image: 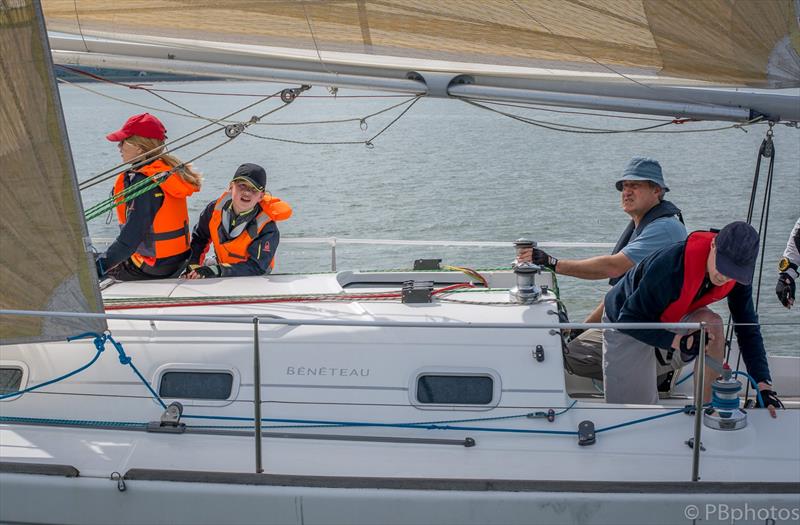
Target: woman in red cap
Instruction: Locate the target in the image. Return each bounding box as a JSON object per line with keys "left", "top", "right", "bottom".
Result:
{"left": 96, "top": 113, "right": 202, "bottom": 281}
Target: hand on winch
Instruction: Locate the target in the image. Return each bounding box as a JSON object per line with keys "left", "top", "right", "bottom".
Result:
{"left": 755, "top": 385, "right": 783, "bottom": 418}
{"left": 674, "top": 331, "right": 782, "bottom": 419}
{"left": 527, "top": 247, "right": 558, "bottom": 271}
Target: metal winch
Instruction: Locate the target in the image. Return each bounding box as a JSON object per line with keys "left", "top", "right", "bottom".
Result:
{"left": 510, "top": 238, "right": 542, "bottom": 304}
{"left": 704, "top": 363, "right": 747, "bottom": 431}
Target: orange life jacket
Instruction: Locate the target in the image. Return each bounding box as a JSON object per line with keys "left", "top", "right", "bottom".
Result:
{"left": 114, "top": 159, "right": 199, "bottom": 268}
{"left": 660, "top": 231, "right": 736, "bottom": 322}
{"left": 208, "top": 191, "right": 292, "bottom": 269}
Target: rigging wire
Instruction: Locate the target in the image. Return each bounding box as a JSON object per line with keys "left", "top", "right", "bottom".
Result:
{"left": 459, "top": 97, "right": 764, "bottom": 134}
{"left": 84, "top": 92, "right": 306, "bottom": 220}
{"left": 59, "top": 76, "right": 419, "bottom": 128}
{"left": 459, "top": 98, "right": 676, "bottom": 134}
{"left": 77, "top": 88, "right": 290, "bottom": 191}
{"left": 466, "top": 99, "right": 674, "bottom": 122}
{"left": 241, "top": 95, "right": 422, "bottom": 147}
{"left": 726, "top": 124, "right": 777, "bottom": 405}
{"left": 71, "top": 0, "right": 89, "bottom": 53}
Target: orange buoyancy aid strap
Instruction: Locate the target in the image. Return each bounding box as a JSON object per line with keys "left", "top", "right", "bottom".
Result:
{"left": 113, "top": 174, "right": 127, "bottom": 224}
{"left": 660, "top": 231, "right": 736, "bottom": 323}
{"left": 113, "top": 159, "right": 176, "bottom": 225}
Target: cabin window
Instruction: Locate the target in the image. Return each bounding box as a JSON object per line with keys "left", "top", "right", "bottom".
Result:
{"left": 0, "top": 367, "right": 23, "bottom": 396}
{"left": 159, "top": 371, "right": 233, "bottom": 400}
{"left": 416, "top": 374, "right": 494, "bottom": 405}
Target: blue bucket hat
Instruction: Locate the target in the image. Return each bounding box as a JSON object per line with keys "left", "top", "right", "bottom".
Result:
{"left": 615, "top": 157, "right": 669, "bottom": 192}
{"left": 715, "top": 221, "right": 759, "bottom": 285}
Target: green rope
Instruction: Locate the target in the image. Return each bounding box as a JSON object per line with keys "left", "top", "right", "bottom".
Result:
{"left": 84, "top": 174, "right": 168, "bottom": 222}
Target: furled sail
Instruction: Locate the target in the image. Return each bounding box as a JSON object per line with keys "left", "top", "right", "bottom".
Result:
{"left": 0, "top": 0, "right": 106, "bottom": 344}
{"left": 41, "top": 0, "right": 800, "bottom": 121}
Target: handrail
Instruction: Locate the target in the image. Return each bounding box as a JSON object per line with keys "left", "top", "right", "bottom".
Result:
{"left": 90, "top": 236, "right": 617, "bottom": 272}
{"left": 0, "top": 309, "right": 703, "bottom": 330}
{"left": 88, "top": 236, "right": 788, "bottom": 272}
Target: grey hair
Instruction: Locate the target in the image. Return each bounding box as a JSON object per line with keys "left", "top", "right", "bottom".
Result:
{"left": 648, "top": 181, "right": 666, "bottom": 201}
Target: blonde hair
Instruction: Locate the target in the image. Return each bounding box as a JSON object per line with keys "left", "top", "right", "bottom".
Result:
{"left": 125, "top": 135, "right": 202, "bottom": 189}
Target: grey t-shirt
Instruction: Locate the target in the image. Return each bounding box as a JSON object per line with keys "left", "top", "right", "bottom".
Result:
{"left": 621, "top": 216, "right": 687, "bottom": 264}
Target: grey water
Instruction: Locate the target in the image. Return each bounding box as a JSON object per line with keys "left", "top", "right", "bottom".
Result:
{"left": 58, "top": 81, "right": 799, "bottom": 355}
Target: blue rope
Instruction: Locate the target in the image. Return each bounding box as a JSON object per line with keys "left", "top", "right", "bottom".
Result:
{"left": 182, "top": 401, "right": 580, "bottom": 431}
{"left": 1, "top": 407, "right": 686, "bottom": 437}
{"left": 675, "top": 371, "right": 693, "bottom": 386}
{"left": 711, "top": 392, "right": 740, "bottom": 411}
{"left": 0, "top": 331, "right": 168, "bottom": 410}
{"left": 105, "top": 334, "right": 167, "bottom": 409}
{"left": 0, "top": 415, "right": 147, "bottom": 428}
{"left": 0, "top": 333, "right": 105, "bottom": 400}
{"left": 732, "top": 370, "right": 765, "bottom": 408}
{"left": 595, "top": 407, "right": 686, "bottom": 433}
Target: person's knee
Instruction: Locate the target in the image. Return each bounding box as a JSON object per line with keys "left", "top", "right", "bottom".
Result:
{"left": 686, "top": 309, "right": 724, "bottom": 340}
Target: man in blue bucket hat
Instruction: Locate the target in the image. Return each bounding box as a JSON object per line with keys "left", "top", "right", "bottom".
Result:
{"left": 602, "top": 221, "right": 782, "bottom": 416}
{"left": 523, "top": 157, "right": 687, "bottom": 390}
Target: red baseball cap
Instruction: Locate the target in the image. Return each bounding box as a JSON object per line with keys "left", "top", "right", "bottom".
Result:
{"left": 106, "top": 113, "right": 167, "bottom": 142}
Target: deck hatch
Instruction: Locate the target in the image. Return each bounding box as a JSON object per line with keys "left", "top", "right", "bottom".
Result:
{"left": 159, "top": 371, "right": 234, "bottom": 400}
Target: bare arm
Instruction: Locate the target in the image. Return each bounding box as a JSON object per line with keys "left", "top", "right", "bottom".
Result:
{"left": 555, "top": 251, "right": 634, "bottom": 280}
{"left": 584, "top": 299, "right": 605, "bottom": 323}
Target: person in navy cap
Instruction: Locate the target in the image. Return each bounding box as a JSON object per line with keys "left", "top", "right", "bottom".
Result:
{"left": 521, "top": 158, "right": 687, "bottom": 387}
{"left": 185, "top": 163, "right": 292, "bottom": 279}
{"left": 602, "top": 221, "right": 782, "bottom": 416}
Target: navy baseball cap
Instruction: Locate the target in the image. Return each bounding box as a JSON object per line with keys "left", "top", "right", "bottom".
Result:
{"left": 232, "top": 163, "right": 266, "bottom": 192}
{"left": 616, "top": 157, "right": 670, "bottom": 192}
{"left": 715, "top": 221, "right": 759, "bottom": 285}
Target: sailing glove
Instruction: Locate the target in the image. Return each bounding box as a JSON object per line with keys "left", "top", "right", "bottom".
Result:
{"left": 531, "top": 248, "right": 558, "bottom": 271}
{"left": 756, "top": 389, "right": 784, "bottom": 410}
{"left": 775, "top": 272, "right": 796, "bottom": 309}
{"left": 95, "top": 257, "right": 106, "bottom": 279}
{"left": 195, "top": 265, "right": 221, "bottom": 279}
{"left": 678, "top": 330, "right": 710, "bottom": 358}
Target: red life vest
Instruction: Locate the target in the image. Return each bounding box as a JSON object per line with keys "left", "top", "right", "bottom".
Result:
{"left": 113, "top": 159, "right": 198, "bottom": 267}
{"left": 207, "top": 192, "right": 292, "bottom": 269}
{"left": 660, "top": 231, "right": 736, "bottom": 322}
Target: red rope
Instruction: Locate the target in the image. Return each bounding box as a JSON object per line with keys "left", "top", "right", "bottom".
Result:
{"left": 104, "top": 283, "right": 476, "bottom": 310}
